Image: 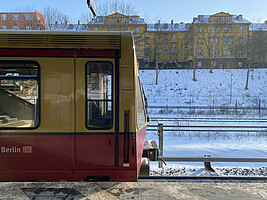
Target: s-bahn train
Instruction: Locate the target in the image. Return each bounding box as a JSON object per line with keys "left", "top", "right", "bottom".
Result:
{"left": 0, "top": 31, "right": 147, "bottom": 182}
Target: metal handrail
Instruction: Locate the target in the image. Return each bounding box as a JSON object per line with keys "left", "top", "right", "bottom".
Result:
{"left": 159, "top": 156, "right": 267, "bottom": 162}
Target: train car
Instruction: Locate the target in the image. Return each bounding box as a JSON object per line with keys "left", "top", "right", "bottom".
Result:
{"left": 0, "top": 31, "right": 147, "bottom": 182}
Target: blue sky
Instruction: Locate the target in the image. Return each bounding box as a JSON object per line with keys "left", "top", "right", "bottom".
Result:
{"left": 1, "top": 0, "right": 267, "bottom": 23}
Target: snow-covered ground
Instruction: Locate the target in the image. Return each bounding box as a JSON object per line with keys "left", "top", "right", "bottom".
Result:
{"left": 140, "top": 69, "right": 267, "bottom": 108}
{"left": 140, "top": 68, "right": 267, "bottom": 171}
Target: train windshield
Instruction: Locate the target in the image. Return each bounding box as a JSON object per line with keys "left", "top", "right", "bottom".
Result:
{"left": 86, "top": 62, "right": 113, "bottom": 129}
{"left": 0, "top": 61, "right": 40, "bottom": 128}
{"left": 136, "top": 76, "right": 146, "bottom": 127}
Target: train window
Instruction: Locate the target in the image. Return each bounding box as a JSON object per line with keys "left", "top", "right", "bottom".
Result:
{"left": 0, "top": 61, "right": 40, "bottom": 128}
{"left": 86, "top": 62, "right": 113, "bottom": 129}
{"left": 136, "top": 76, "right": 146, "bottom": 127}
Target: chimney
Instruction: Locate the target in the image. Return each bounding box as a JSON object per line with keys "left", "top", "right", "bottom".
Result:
{"left": 158, "top": 20, "right": 160, "bottom": 24}
{"left": 78, "top": 20, "right": 81, "bottom": 24}
{"left": 65, "top": 21, "right": 69, "bottom": 24}
{"left": 55, "top": 21, "right": 58, "bottom": 24}
{"left": 171, "top": 20, "right": 173, "bottom": 24}
{"left": 180, "top": 22, "right": 184, "bottom": 24}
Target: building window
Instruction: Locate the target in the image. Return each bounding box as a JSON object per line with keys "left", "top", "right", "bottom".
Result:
{"left": 163, "top": 49, "right": 168, "bottom": 56}
{"left": 1, "top": 26, "right": 7, "bottom": 30}
{"left": 224, "top": 26, "right": 227, "bottom": 33}
{"left": 135, "top": 38, "right": 140, "bottom": 45}
{"left": 12, "top": 26, "right": 19, "bottom": 30}
{"left": 197, "top": 61, "right": 202, "bottom": 67}
{"left": 210, "top": 27, "right": 214, "bottom": 33}
{"left": 136, "top": 27, "right": 140, "bottom": 33}
{"left": 172, "top": 44, "right": 176, "bottom": 48}
{"left": 217, "top": 16, "right": 220, "bottom": 21}
{"left": 164, "top": 39, "right": 168, "bottom": 45}
{"left": 222, "top": 17, "right": 225, "bottom": 21}
{"left": 136, "top": 50, "right": 140, "bottom": 57}
{"left": 239, "top": 37, "right": 243, "bottom": 44}
{"left": 94, "top": 27, "right": 98, "bottom": 31}
{"left": 215, "top": 26, "right": 218, "bottom": 32}
{"left": 112, "top": 18, "right": 116, "bottom": 22}
{"left": 124, "top": 18, "right": 127, "bottom": 22}
{"left": 224, "top": 37, "right": 231, "bottom": 45}
{"left": 0, "top": 61, "right": 40, "bottom": 128}
{"left": 12, "top": 14, "right": 19, "bottom": 20}
{"left": 107, "top": 18, "right": 110, "bottom": 22}
{"left": 198, "top": 38, "right": 202, "bottom": 44}
{"left": 228, "top": 50, "right": 231, "bottom": 56}
{"left": 184, "top": 54, "right": 188, "bottom": 59}
{"left": 210, "top": 38, "right": 213, "bottom": 44}
{"left": 228, "top": 26, "right": 231, "bottom": 32}
{"left": 25, "top": 14, "right": 33, "bottom": 20}
{"left": 223, "top": 50, "right": 227, "bottom": 56}
{"left": 118, "top": 18, "right": 122, "bottom": 22}
{"left": 199, "top": 27, "right": 203, "bottom": 33}
{"left": 227, "top": 17, "right": 230, "bottom": 21}
{"left": 26, "top": 26, "right": 32, "bottom": 30}
{"left": 173, "top": 34, "right": 176, "bottom": 39}
{"left": 185, "top": 44, "right": 188, "bottom": 49}
{"left": 181, "top": 34, "right": 183, "bottom": 38}
{"left": 238, "top": 62, "right": 243, "bottom": 68}
{"left": 240, "top": 26, "right": 244, "bottom": 32}
{"left": 214, "top": 37, "right": 217, "bottom": 44}
{"left": 86, "top": 62, "right": 113, "bottom": 130}
{"left": 239, "top": 50, "right": 243, "bottom": 56}
{"left": 212, "top": 17, "right": 215, "bottom": 21}
{"left": 1, "top": 14, "right": 6, "bottom": 20}
{"left": 198, "top": 49, "right": 202, "bottom": 56}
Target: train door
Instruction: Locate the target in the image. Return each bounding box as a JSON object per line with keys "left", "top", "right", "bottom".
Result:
{"left": 74, "top": 50, "right": 119, "bottom": 167}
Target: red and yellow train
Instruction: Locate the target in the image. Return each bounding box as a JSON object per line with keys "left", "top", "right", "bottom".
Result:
{"left": 0, "top": 31, "right": 147, "bottom": 181}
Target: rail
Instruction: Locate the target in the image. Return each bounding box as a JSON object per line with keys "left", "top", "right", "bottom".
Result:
{"left": 152, "top": 123, "right": 267, "bottom": 170}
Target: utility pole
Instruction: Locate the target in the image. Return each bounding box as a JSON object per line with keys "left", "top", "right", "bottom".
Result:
{"left": 156, "top": 46, "right": 159, "bottom": 84}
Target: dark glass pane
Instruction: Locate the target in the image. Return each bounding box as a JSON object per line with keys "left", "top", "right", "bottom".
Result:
{"left": 86, "top": 62, "right": 113, "bottom": 129}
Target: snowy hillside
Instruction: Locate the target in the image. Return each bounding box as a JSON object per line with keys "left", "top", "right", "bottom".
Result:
{"left": 140, "top": 69, "right": 267, "bottom": 108}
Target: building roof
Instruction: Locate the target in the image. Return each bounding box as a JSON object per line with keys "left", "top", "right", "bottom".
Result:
{"left": 147, "top": 23, "right": 190, "bottom": 32}
{"left": 193, "top": 12, "right": 250, "bottom": 24}
{"left": 249, "top": 23, "right": 267, "bottom": 31}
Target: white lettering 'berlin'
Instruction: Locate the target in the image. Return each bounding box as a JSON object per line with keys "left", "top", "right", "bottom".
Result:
{"left": 1, "top": 146, "right": 21, "bottom": 153}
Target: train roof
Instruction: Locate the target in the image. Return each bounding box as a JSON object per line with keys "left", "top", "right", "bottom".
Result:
{"left": 0, "top": 31, "right": 133, "bottom": 49}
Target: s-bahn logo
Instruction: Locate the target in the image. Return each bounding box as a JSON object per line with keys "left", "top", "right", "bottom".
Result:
{"left": 1, "top": 146, "right": 32, "bottom": 154}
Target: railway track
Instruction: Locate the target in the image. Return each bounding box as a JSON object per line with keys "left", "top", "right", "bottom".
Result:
{"left": 139, "top": 175, "right": 267, "bottom": 181}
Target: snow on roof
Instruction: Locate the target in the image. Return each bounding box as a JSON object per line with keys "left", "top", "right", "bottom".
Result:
{"left": 45, "top": 24, "right": 89, "bottom": 31}
{"left": 147, "top": 23, "right": 190, "bottom": 32}
{"left": 249, "top": 23, "right": 267, "bottom": 31}
{"left": 193, "top": 14, "right": 250, "bottom": 24}
{"left": 89, "top": 15, "right": 146, "bottom": 25}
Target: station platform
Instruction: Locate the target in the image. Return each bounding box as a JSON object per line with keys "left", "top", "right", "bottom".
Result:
{"left": 0, "top": 180, "right": 266, "bottom": 200}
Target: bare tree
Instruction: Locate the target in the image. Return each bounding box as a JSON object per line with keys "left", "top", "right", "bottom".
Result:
{"left": 98, "top": 0, "right": 137, "bottom": 16}
{"left": 79, "top": 11, "right": 92, "bottom": 24}
{"left": 42, "top": 5, "right": 71, "bottom": 29}
{"left": 245, "top": 23, "right": 267, "bottom": 89}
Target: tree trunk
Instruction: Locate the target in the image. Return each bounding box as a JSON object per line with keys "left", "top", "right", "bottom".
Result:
{"left": 193, "top": 61, "right": 196, "bottom": 81}
{"left": 245, "top": 65, "right": 250, "bottom": 90}
{"left": 155, "top": 52, "right": 159, "bottom": 84}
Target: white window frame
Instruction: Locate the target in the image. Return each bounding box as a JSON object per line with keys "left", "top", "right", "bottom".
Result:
{"left": 12, "top": 26, "right": 19, "bottom": 30}
{"left": 12, "top": 14, "right": 19, "bottom": 20}
{"left": 1, "top": 14, "right": 6, "bottom": 20}
{"left": 25, "top": 14, "right": 33, "bottom": 20}
{"left": 26, "top": 26, "right": 32, "bottom": 30}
